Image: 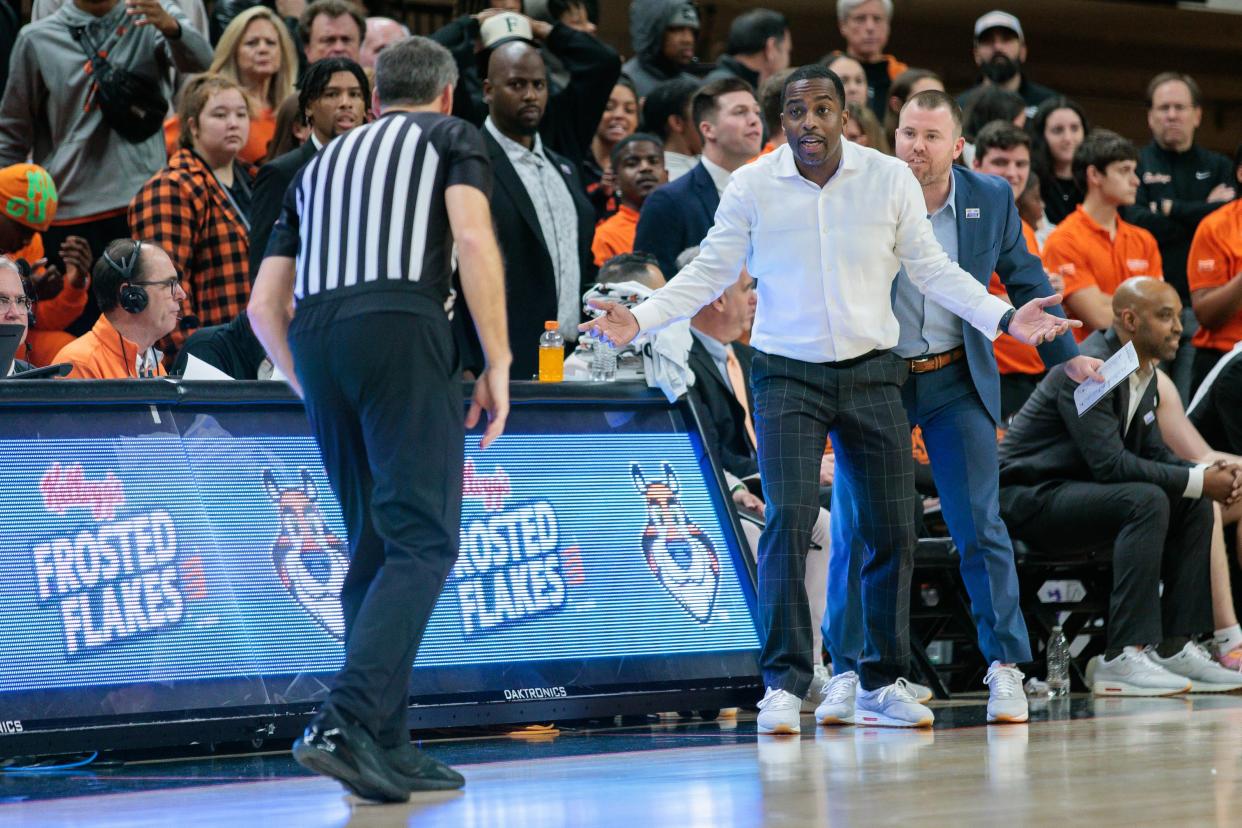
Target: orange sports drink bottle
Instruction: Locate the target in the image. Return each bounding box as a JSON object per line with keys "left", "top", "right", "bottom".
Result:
{"left": 538, "top": 321, "right": 564, "bottom": 382}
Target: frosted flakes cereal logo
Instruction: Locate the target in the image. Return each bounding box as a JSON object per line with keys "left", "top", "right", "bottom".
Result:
{"left": 32, "top": 464, "right": 206, "bottom": 657}
{"left": 632, "top": 462, "right": 720, "bottom": 623}
{"left": 264, "top": 469, "right": 350, "bottom": 639}
{"left": 449, "top": 461, "right": 584, "bottom": 639}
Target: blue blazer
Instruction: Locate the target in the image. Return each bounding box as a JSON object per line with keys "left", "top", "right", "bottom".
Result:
{"left": 633, "top": 161, "right": 719, "bottom": 281}
{"left": 948, "top": 166, "right": 1079, "bottom": 422}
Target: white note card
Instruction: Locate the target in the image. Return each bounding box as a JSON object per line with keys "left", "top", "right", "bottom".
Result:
{"left": 1074, "top": 340, "right": 1139, "bottom": 416}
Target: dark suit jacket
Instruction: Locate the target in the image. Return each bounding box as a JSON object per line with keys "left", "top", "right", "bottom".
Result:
{"left": 633, "top": 161, "right": 719, "bottom": 281}
{"left": 939, "top": 166, "right": 1079, "bottom": 423}
{"left": 687, "top": 334, "right": 757, "bottom": 481}
{"left": 248, "top": 140, "right": 318, "bottom": 280}
{"left": 999, "top": 328, "right": 1192, "bottom": 518}
{"left": 457, "top": 131, "right": 596, "bottom": 379}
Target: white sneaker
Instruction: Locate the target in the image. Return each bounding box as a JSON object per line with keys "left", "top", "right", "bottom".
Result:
{"left": 756, "top": 687, "right": 802, "bottom": 734}
{"left": 905, "top": 679, "right": 933, "bottom": 704}
{"left": 803, "top": 664, "right": 833, "bottom": 712}
{"left": 1092, "top": 648, "right": 1192, "bottom": 696}
{"left": 1149, "top": 642, "right": 1242, "bottom": 693}
{"left": 983, "top": 662, "right": 1029, "bottom": 723}
{"left": 815, "top": 670, "right": 858, "bottom": 726}
{"left": 854, "top": 678, "right": 935, "bottom": 728}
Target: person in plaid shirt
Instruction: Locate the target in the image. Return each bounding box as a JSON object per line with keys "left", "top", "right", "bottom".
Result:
{"left": 130, "top": 73, "right": 255, "bottom": 363}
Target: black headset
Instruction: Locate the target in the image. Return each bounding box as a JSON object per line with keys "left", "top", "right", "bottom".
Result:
{"left": 104, "top": 239, "right": 148, "bottom": 314}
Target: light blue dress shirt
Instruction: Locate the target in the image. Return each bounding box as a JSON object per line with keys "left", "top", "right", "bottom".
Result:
{"left": 893, "top": 173, "right": 966, "bottom": 358}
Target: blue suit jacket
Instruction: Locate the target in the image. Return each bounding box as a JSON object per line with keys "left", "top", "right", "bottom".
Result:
{"left": 940, "top": 166, "right": 1079, "bottom": 422}
{"left": 633, "top": 162, "right": 719, "bottom": 281}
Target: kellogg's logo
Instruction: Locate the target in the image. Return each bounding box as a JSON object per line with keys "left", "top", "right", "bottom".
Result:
{"left": 449, "top": 462, "right": 584, "bottom": 639}
{"left": 632, "top": 463, "right": 720, "bottom": 623}
{"left": 264, "top": 469, "right": 350, "bottom": 639}
{"left": 32, "top": 465, "right": 206, "bottom": 657}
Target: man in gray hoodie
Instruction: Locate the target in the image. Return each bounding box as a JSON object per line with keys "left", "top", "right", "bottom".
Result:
{"left": 0, "top": 0, "right": 211, "bottom": 332}
{"left": 622, "top": 0, "right": 702, "bottom": 99}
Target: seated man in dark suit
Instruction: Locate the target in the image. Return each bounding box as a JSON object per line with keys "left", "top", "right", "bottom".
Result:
{"left": 685, "top": 262, "right": 831, "bottom": 704}
{"left": 999, "top": 277, "right": 1242, "bottom": 695}
{"left": 248, "top": 58, "right": 370, "bottom": 280}
{"left": 633, "top": 76, "right": 763, "bottom": 281}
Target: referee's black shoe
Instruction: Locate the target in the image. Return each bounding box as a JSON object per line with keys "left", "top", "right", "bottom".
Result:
{"left": 385, "top": 742, "right": 466, "bottom": 792}
{"left": 293, "top": 707, "right": 410, "bottom": 803}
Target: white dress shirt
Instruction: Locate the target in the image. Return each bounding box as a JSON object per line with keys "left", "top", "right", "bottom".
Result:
{"left": 632, "top": 141, "right": 1011, "bottom": 364}
{"left": 700, "top": 155, "right": 733, "bottom": 198}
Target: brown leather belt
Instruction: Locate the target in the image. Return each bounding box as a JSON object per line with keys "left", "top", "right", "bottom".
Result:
{"left": 908, "top": 346, "right": 966, "bottom": 374}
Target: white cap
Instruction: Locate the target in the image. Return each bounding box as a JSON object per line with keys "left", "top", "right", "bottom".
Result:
{"left": 480, "top": 12, "right": 535, "bottom": 50}
{"left": 974, "top": 10, "right": 1023, "bottom": 41}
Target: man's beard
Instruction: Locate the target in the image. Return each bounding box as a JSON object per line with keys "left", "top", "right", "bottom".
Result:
{"left": 981, "top": 54, "right": 1021, "bottom": 86}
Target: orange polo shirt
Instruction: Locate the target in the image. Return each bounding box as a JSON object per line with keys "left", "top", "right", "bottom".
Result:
{"left": 989, "top": 220, "right": 1046, "bottom": 376}
{"left": 1041, "top": 205, "right": 1163, "bottom": 341}
{"left": 53, "top": 315, "right": 167, "bottom": 380}
{"left": 1187, "top": 199, "right": 1242, "bottom": 353}
{"left": 592, "top": 204, "right": 639, "bottom": 267}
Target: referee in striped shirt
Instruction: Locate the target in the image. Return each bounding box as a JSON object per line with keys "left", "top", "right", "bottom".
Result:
{"left": 250, "top": 36, "right": 511, "bottom": 802}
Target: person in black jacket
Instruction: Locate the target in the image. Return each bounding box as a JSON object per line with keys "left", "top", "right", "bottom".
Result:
{"left": 172, "top": 311, "right": 268, "bottom": 378}
{"left": 431, "top": 9, "right": 618, "bottom": 166}
{"left": 248, "top": 58, "right": 369, "bottom": 279}
{"left": 1124, "top": 72, "right": 1236, "bottom": 403}
{"left": 703, "top": 8, "right": 791, "bottom": 92}
{"left": 455, "top": 39, "right": 595, "bottom": 380}
{"left": 999, "top": 277, "right": 1242, "bottom": 694}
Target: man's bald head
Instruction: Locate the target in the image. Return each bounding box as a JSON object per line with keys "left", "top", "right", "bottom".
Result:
{"left": 1112, "top": 276, "right": 1182, "bottom": 364}
{"left": 485, "top": 42, "right": 548, "bottom": 141}
{"left": 1112, "top": 276, "right": 1177, "bottom": 318}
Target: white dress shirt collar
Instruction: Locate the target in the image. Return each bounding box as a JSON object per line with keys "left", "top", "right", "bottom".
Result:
{"left": 700, "top": 154, "right": 734, "bottom": 197}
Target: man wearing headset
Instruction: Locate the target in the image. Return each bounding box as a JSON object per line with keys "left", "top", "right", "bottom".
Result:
{"left": 53, "top": 239, "right": 185, "bottom": 379}
{"left": 0, "top": 256, "right": 36, "bottom": 375}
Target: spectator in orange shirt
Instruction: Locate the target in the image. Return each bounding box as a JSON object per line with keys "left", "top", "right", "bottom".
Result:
{"left": 1042, "top": 130, "right": 1163, "bottom": 342}
{"left": 592, "top": 134, "right": 666, "bottom": 266}
{"left": 973, "top": 121, "right": 1055, "bottom": 418}
{"left": 54, "top": 240, "right": 185, "bottom": 379}
{"left": 1187, "top": 144, "right": 1242, "bottom": 392}
{"left": 0, "top": 163, "right": 94, "bottom": 366}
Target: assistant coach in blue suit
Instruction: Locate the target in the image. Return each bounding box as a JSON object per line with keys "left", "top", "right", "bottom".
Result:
{"left": 821, "top": 91, "right": 1104, "bottom": 726}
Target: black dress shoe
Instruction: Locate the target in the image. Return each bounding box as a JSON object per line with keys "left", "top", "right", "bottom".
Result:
{"left": 385, "top": 742, "right": 466, "bottom": 791}
{"left": 292, "top": 708, "right": 410, "bottom": 803}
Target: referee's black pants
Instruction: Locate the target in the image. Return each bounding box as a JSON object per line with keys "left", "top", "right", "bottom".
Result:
{"left": 751, "top": 350, "right": 917, "bottom": 696}
{"left": 290, "top": 310, "right": 463, "bottom": 748}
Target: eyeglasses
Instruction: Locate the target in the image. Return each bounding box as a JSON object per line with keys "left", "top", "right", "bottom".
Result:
{"left": 0, "top": 294, "right": 32, "bottom": 313}
{"left": 130, "top": 277, "right": 183, "bottom": 295}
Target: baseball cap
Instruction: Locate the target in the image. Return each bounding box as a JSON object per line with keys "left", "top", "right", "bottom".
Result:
{"left": 480, "top": 11, "right": 536, "bottom": 51}
{"left": 0, "top": 164, "right": 58, "bottom": 232}
{"left": 974, "top": 10, "right": 1023, "bottom": 41}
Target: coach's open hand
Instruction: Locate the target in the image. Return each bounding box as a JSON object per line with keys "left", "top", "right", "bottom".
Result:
{"left": 1008, "top": 294, "right": 1081, "bottom": 345}
{"left": 579, "top": 299, "right": 640, "bottom": 348}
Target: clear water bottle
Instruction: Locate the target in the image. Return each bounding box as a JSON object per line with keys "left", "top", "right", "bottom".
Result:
{"left": 538, "top": 321, "right": 564, "bottom": 382}
{"left": 590, "top": 340, "right": 616, "bottom": 382}
{"left": 1046, "top": 624, "right": 1070, "bottom": 697}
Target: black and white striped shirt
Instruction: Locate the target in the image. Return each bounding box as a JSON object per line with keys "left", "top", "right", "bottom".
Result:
{"left": 267, "top": 111, "right": 490, "bottom": 321}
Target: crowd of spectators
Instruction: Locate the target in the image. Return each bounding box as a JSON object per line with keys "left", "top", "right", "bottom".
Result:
{"left": 1, "top": 0, "right": 1240, "bottom": 694}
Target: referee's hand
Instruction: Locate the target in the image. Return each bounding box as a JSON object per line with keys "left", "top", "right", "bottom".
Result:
{"left": 467, "top": 364, "right": 510, "bottom": 449}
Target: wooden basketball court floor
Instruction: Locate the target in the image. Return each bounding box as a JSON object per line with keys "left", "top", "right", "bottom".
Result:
{"left": 4, "top": 694, "right": 1241, "bottom": 827}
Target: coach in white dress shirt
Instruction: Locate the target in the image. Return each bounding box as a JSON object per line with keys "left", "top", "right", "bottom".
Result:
{"left": 583, "top": 64, "right": 1077, "bottom": 733}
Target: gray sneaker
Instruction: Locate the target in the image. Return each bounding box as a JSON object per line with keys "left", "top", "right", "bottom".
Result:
{"left": 854, "top": 678, "right": 935, "bottom": 728}
{"left": 1149, "top": 642, "right": 1242, "bottom": 693}
{"left": 814, "top": 670, "right": 858, "bottom": 725}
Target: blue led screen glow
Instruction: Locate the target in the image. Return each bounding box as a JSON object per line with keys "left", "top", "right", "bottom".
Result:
{"left": 0, "top": 405, "right": 760, "bottom": 713}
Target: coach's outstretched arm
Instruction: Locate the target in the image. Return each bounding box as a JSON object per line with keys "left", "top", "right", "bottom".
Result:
{"left": 249, "top": 255, "right": 302, "bottom": 398}
{"left": 448, "top": 183, "right": 511, "bottom": 450}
